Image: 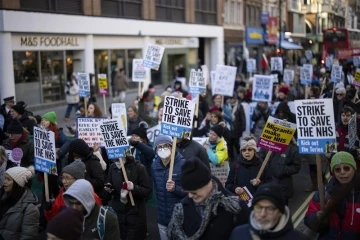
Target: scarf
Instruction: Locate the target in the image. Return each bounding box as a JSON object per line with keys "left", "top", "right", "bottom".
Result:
{"left": 168, "top": 181, "right": 242, "bottom": 240}
{"left": 10, "top": 133, "right": 28, "bottom": 149}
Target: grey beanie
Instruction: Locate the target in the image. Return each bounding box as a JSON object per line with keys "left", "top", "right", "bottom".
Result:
{"left": 154, "top": 135, "right": 173, "bottom": 150}
{"left": 62, "top": 160, "right": 86, "bottom": 180}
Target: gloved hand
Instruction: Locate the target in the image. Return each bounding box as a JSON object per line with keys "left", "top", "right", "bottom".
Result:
{"left": 43, "top": 200, "right": 53, "bottom": 211}
{"left": 123, "top": 181, "right": 134, "bottom": 191}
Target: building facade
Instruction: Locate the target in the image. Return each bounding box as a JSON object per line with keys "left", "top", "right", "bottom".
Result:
{"left": 0, "top": 0, "right": 224, "bottom": 107}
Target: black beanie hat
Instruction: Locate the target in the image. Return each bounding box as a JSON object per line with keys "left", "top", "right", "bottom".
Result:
{"left": 47, "top": 208, "right": 84, "bottom": 240}
{"left": 69, "top": 139, "right": 91, "bottom": 158}
{"left": 210, "top": 125, "right": 224, "bottom": 138}
{"left": 252, "top": 183, "right": 285, "bottom": 213}
{"left": 7, "top": 119, "right": 24, "bottom": 134}
{"left": 181, "top": 157, "right": 212, "bottom": 191}
{"left": 131, "top": 127, "right": 149, "bottom": 142}
{"left": 11, "top": 104, "right": 25, "bottom": 115}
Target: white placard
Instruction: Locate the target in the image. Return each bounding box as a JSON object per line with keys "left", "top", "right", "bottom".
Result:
{"left": 147, "top": 124, "right": 161, "bottom": 143}
{"left": 353, "top": 56, "right": 360, "bottom": 67}
{"left": 283, "top": 69, "right": 295, "bottom": 83}
{"left": 331, "top": 64, "right": 343, "bottom": 83}
{"left": 132, "top": 59, "right": 150, "bottom": 82}
{"left": 77, "top": 72, "right": 90, "bottom": 97}
{"left": 213, "top": 65, "right": 237, "bottom": 97}
{"left": 34, "top": 127, "right": 57, "bottom": 175}
{"left": 201, "top": 65, "right": 209, "bottom": 85}
{"left": 252, "top": 75, "right": 273, "bottom": 102}
{"left": 189, "top": 69, "right": 206, "bottom": 100}
{"left": 111, "top": 103, "right": 127, "bottom": 131}
{"left": 300, "top": 64, "right": 313, "bottom": 84}
{"left": 305, "top": 50, "right": 313, "bottom": 61}
{"left": 271, "top": 74, "right": 279, "bottom": 84}
{"left": 77, "top": 118, "right": 107, "bottom": 147}
{"left": 325, "top": 56, "right": 333, "bottom": 69}
{"left": 142, "top": 44, "right": 165, "bottom": 71}
{"left": 270, "top": 57, "right": 283, "bottom": 72}
{"left": 247, "top": 59, "right": 256, "bottom": 73}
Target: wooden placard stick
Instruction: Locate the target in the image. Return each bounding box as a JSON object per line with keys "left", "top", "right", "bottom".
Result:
{"left": 44, "top": 173, "right": 50, "bottom": 201}
{"left": 256, "top": 151, "right": 272, "bottom": 181}
{"left": 119, "top": 157, "right": 135, "bottom": 206}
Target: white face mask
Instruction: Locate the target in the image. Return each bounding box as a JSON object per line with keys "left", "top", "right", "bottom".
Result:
{"left": 157, "top": 149, "right": 171, "bottom": 159}
{"left": 74, "top": 158, "right": 82, "bottom": 161}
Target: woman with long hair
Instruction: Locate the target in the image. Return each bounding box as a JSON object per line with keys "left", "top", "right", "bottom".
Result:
{"left": 87, "top": 103, "right": 103, "bottom": 118}
{"left": 127, "top": 105, "right": 143, "bottom": 136}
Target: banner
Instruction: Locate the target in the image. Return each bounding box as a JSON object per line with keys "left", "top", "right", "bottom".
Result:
{"left": 295, "top": 99, "right": 336, "bottom": 154}
{"left": 98, "top": 74, "right": 108, "bottom": 95}
{"left": 34, "top": 127, "right": 57, "bottom": 175}
{"left": 161, "top": 96, "right": 195, "bottom": 138}
{"left": 77, "top": 118, "right": 106, "bottom": 147}
{"left": 283, "top": 69, "right": 294, "bottom": 83}
{"left": 331, "top": 64, "right": 343, "bottom": 83}
{"left": 348, "top": 114, "right": 357, "bottom": 149}
{"left": 77, "top": 72, "right": 90, "bottom": 97}
{"left": 267, "top": 17, "right": 278, "bottom": 45}
{"left": 132, "top": 59, "right": 150, "bottom": 82}
{"left": 189, "top": 69, "right": 206, "bottom": 100}
{"left": 142, "top": 44, "right": 165, "bottom": 71}
{"left": 271, "top": 57, "right": 283, "bottom": 72}
{"left": 212, "top": 65, "right": 237, "bottom": 97}
{"left": 99, "top": 119, "right": 129, "bottom": 159}
{"left": 247, "top": 59, "right": 256, "bottom": 73}
{"left": 252, "top": 75, "right": 273, "bottom": 102}
{"left": 111, "top": 103, "right": 127, "bottom": 130}
{"left": 258, "top": 116, "right": 297, "bottom": 153}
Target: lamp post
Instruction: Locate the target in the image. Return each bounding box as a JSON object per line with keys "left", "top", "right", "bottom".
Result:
{"left": 278, "top": 0, "right": 283, "bottom": 55}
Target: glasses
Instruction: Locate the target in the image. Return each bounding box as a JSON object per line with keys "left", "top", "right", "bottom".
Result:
{"left": 253, "top": 204, "right": 277, "bottom": 214}
{"left": 157, "top": 144, "right": 170, "bottom": 151}
{"left": 334, "top": 165, "right": 351, "bottom": 174}
{"left": 242, "top": 148, "right": 254, "bottom": 152}
{"left": 60, "top": 176, "right": 75, "bottom": 182}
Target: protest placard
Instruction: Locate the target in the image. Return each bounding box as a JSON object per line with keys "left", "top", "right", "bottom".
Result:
{"left": 247, "top": 59, "right": 256, "bottom": 73}
{"left": 147, "top": 124, "right": 161, "bottom": 143}
{"left": 252, "top": 75, "right": 273, "bottom": 102}
{"left": 99, "top": 119, "right": 129, "bottom": 159}
{"left": 331, "top": 64, "right": 343, "bottom": 83}
{"left": 258, "top": 116, "right": 297, "bottom": 153}
{"left": 353, "top": 68, "right": 360, "bottom": 87}
{"left": 271, "top": 74, "right": 278, "bottom": 84}
{"left": 98, "top": 74, "right": 108, "bottom": 95}
{"left": 239, "top": 186, "right": 253, "bottom": 207}
{"left": 295, "top": 99, "right": 336, "bottom": 154}
{"left": 305, "top": 50, "right": 313, "bottom": 61}
{"left": 283, "top": 69, "right": 294, "bottom": 83}
{"left": 300, "top": 64, "right": 313, "bottom": 84}
{"left": 77, "top": 72, "right": 90, "bottom": 97}
{"left": 210, "top": 162, "right": 229, "bottom": 186}
{"left": 34, "top": 127, "right": 57, "bottom": 175}
{"left": 142, "top": 44, "right": 165, "bottom": 71}
{"left": 354, "top": 56, "right": 360, "bottom": 67}
{"left": 325, "top": 56, "right": 333, "bottom": 69}
{"left": 270, "top": 57, "right": 283, "bottom": 72}
{"left": 212, "top": 65, "right": 237, "bottom": 97}
{"left": 161, "top": 96, "right": 195, "bottom": 138}
{"left": 201, "top": 65, "right": 209, "bottom": 85}
{"left": 348, "top": 114, "right": 357, "bottom": 149}
{"left": 189, "top": 69, "right": 206, "bottom": 100}
{"left": 111, "top": 103, "right": 127, "bottom": 130}
{"left": 132, "top": 59, "right": 149, "bottom": 82}
{"left": 77, "top": 118, "right": 106, "bottom": 147}
{"left": 5, "top": 148, "right": 22, "bottom": 166}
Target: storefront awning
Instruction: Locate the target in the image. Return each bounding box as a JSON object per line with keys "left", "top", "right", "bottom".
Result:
{"left": 281, "top": 41, "right": 303, "bottom": 50}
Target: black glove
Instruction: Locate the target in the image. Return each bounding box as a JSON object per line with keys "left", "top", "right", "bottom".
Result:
{"left": 43, "top": 201, "right": 53, "bottom": 211}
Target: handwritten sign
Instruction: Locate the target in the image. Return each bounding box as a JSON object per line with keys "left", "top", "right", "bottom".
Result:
{"left": 77, "top": 118, "right": 106, "bottom": 147}
{"left": 252, "top": 75, "right": 273, "bottom": 102}
{"left": 210, "top": 162, "right": 229, "bottom": 186}
{"left": 132, "top": 59, "right": 150, "bottom": 82}
{"left": 247, "top": 59, "right": 256, "bottom": 73}
{"left": 34, "top": 127, "right": 57, "bottom": 175}
{"left": 98, "top": 74, "right": 108, "bottom": 95}
{"left": 212, "top": 65, "right": 237, "bottom": 97}
{"left": 111, "top": 103, "right": 127, "bottom": 131}
{"left": 283, "top": 69, "right": 294, "bottom": 83}
{"left": 331, "top": 64, "right": 342, "bottom": 83}
{"left": 271, "top": 57, "right": 283, "bottom": 72}
{"left": 142, "top": 44, "right": 165, "bottom": 71}
{"left": 189, "top": 69, "right": 206, "bottom": 100}
{"left": 77, "top": 72, "right": 90, "bottom": 97}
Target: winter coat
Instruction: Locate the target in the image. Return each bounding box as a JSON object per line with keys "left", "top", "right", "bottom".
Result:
{"left": 138, "top": 100, "right": 158, "bottom": 128}
{"left": 225, "top": 155, "right": 271, "bottom": 195}
{"left": 44, "top": 187, "right": 102, "bottom": 222}
{"left": 55, "top": 128, "right": 71, "bottom": 161}
{"left": 131, "top": 142, "right": 155, "bottom": 177}
{"left": 0, "top": 188, "right": 39, "bottom": 240}
{"left": 168, "top": 177, "right": 250, "bottom": 240}
{"left": 251, "top": 103, "right": 271, "bottom": 139}
{"left": 18, "top": 115, "right": 36, "bottom": 135}
{"left": 176, "top": 139, "right": 210, "bottom": 169}
{"left": 260, "top": 144, "right": 301, "bottom": 199}
{"left": 64, "top": 80, "right": 80, "bottom": 104}
{"left": 3, "top": 135, "right": 34, "bottom": 169}
{"left": 127, "top": 116, "right": 143, "bottom": 136}
{"left": 151, "top": 152, "right": 186, "bottom": 226}
{"left": 205, "top": 137, "right": 228, "bottom": 165}
{"left": 108, "top": 160, "right": 152, "bottom": 240}
{"left": 223, "top": 101, "right": 246, "bottom": 139}
{"left": 114, "top": 73, "right": 129, "bottom": 91}
{"left": 304, "top": 175, "right": 360, "bottom": 239}
{"left": 230, "top": 207, "right": 307, "bottom": 240}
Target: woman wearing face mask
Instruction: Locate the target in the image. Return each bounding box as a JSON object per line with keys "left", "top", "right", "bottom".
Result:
{"left": 127, "top": 106, "right": 143, "bottom": 136}
{"left": 0, "top": 167, "right": 39, "bottom": 239}
{"left": 225, "top": 136, "right": 271, "bottom": 196}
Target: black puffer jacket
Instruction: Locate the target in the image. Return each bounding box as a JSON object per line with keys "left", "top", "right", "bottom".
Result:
{"left": 176, "top": 139, "right": 210, "bottom": 169}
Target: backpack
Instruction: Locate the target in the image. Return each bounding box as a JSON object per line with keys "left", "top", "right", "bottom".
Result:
{"left": 97, "top": 205, "right": 116, "bottom": 240}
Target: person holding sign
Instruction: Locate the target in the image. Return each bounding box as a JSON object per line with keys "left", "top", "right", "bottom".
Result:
{"left": 304, "top": 151, "right": 360, "bottom": 239}
{"left": 0, "top": 167, "right": 40, "bottom": 239}
{"left": 151, "top": 135, "right": 186, "bottom": 240}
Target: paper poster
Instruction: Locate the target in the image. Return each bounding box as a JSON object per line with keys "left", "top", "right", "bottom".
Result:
{"left": 33, "top": 127, "right": 57, "bottom": 175}
{"left": 305, "top": 50, "right": 313, "bottom": 61}
{"left": 142, "top": 44, "right": 165, "bottom": 71}
{"left": 99, "top": 119, "right": 129, "bottom": 159}
{"left": 325, "top": 56, "right": 333, "bottom": 69}
{"left": 111, "top": 103, "right": 127, "bottom": 131}
{"left": 300, "top": 64, "right": 313, "bottom": 84}
{"left": 239, "top": 186, "right": 253, "bottom": 207}
{"left": 331, "top": 64, "right": 343, "bottom": 83}
{"left": 210, "top": 162, "right": 229, "bottom": 186}
{"left": 258, "top": 116, "right": 297, "bottom": 153}
{"left": 5, "top": 148, "right": 22, "bottom": 166}
{"left": 147, "top": 124, "right": 161, "bottom": 143}
{"left": 271, "top": 74, "right": 278, "bottom": 84}
{"left": 97, "top": 74, "right": 108, "bottom": 95}
{"left": 270, "top": 57, "right": 283, "bottom": 72}
{"left": 77, "top": 118, "right": 106, "bottom": 147}
{"left": 247, "top": 59, "right": 256, "bottom": 73}
{"left": 353, "top": 69, "right": 360, "bottom": 87}
{"left": 283, "top": 69, "right": 294, "bottom": 83}
{"left": 353, "top": 56, "right": 360, "bottom": 67}
{"left": 348, "top": 114, "right": 357, "bottom": 149}
{"left": 77, "top": 72, "right": 90, "bottom": 97}
{"left": 252, "top": 75, "right": 273, "bottom": 102}
{"left": 161, "top": 96, "right": 195, "bottom": 138}
{"left": 132, "top": 59, "right": 150, "bottom": 82}
{"left": 212, "top": 65, "right": 237, "bottom": 97}
{"left": 189, "top": 69, "right": 206, "bottom": 100}
{"left": 295, "top": 99, "right": 336, "bottom": 154}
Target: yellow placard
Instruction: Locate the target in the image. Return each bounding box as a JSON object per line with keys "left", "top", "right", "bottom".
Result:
{"left": 98, "top": 77, "right": 108, "bottom": 89}
{"left": 354, "top": 71, "right": 360, "bottom": 83}
{"left": 260, "top": 121, "right": 295, "bottom": 145}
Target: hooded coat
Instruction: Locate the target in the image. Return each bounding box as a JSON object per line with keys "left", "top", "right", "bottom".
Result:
{"left": 177, "top": 138, "right": 211, "bottom": 169}
{"left": 251, "top": 103, "right": 271, "bottom": 139}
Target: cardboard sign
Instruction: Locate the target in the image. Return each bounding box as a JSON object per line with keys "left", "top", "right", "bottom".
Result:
{"left": 189, "top": 69, "right": 206, "bottom": 100}
{"left": 270, "top": 57, "right": 283, "bottom": 72}
{"left": 348, "top": 114, "right": 357, "bottom": 149}
{"left": 77, "top": 72, "right": 90, "bottom": 97}
{"left": 99, "top": 119, "right": 129, "bottom": 159}
{"left": 252, "top": 75, "right": 273, "bottom": 102}
{"left": 111, "top": 103, "right": 127, "bottom": 130}
{"left": 331, "top": 64, "right": 343, "bottom": 83}
{"left": 34, "top": 127, "right": 57, "bottom": 175}
{"left": 283, "top": 69, "right": 294, "bottom": 83}
{"left": 147, "top": 124, "right": 161, "bottom": 143}
{"left": 353, "top": 56, "right": 360, "bottom": 67}
{"left": 210, "top": 162, "right": 229, "bottom": 186}
{"left": 212, "top": 65, "right": 237, "bottom": 97}
{"left": 98, "top": 74, "right": 108, "bottom": 95}
{"left": 161, "top": 96, "right": 195, "bottom": 138}
{"left": 132, "top": 59, "right": 150, "bottom": 82}
{"left": 353, "top": 68, "right": 360, "bottom": 87}
{"left": 258, "top": 116, "right": 297, "bottom": 153}
{"left": 239, "top": 186, "right": 253, "bottom": 207}
{"left": 305, "top": 50, "right": 313, "bottom": 61}
{"left": 295, "top": 99, "right": 336, "bottom": 154}
{"left": 77, "top": 118, "right": 106, "bottom": 147}
{"left": 142, "top": 44, "right": 165, "bottom": 71}
{"left": 247, "top": 59, "right": 256, "bottom": 73}
{"left": 300, "top": 64, "right": 313, "bottom": 84}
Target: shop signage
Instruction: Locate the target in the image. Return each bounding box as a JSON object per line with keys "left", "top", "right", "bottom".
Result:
{"left": 245, "top": 27, "right": 264, "bottom": 45}
{"left": 260, "top": 11, "right": 269, "bottom": 25}
{"left": 267, "top": 17, "right": 278, "bottom": 45}
{"left": 152, "top": 37, "right": 199, "bottom": 48}
{"left": 12, "top": 35, "right": 85, "bottom": 50}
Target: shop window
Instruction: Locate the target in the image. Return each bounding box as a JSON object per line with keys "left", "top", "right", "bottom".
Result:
{"left": 20, "top": 0, "right": 82, "bottom": 14}
{"left": 224, "top": 0, "right": 243, "bottom": 25}
{"left": 195, "top": 0, "right": 217, "bottom": 25}
{"left": 101, "top": 0, "right": 142, "bottom": 19}
{"left": 156, "top": 0, "right": 185, "bottom": 22}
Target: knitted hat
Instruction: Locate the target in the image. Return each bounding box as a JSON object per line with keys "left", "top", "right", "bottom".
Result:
{"left": 62, "top": 160, "right": 86, "bottom": 180}
{"left": 240, "top": 138, "right": 257, "bottom": 152}
{"left": 252, "top": 183, "right": 285, "bottom": 213}
{"left": 330, "top": 151, "right": 357, "bottom": 172}
{"left": 69, "top": 139, "right": 91, "bottom": 158}
{"left": 42, "top": 111, "right": 57, "bottom": 125}
{"left": 131, "top": 127, "right": 149, "bottom": 142}
{"left": 47, "top": 208, "right": 84, "bottom": 240}
{"left": 11, "top": 104, "right": 25, "bottom": 115}
{"left": 210, "top": 125, "right": 224, "bottom": 138}
{"left": 278, "top": 86, "right": 289, "bottom": 95}
{"left": 154, "top": 135, "right": 173, "bottom": 150}
{"left": 7, "top": 119, "right": 24, "bottom": 134}
{"left": 6, "top": 167, "right": 32, "bottom": 187}
{"left": 181, "top": 157, "right": 212, "bottom": 191}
